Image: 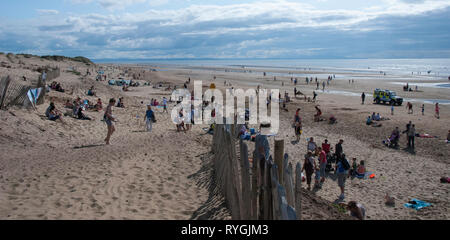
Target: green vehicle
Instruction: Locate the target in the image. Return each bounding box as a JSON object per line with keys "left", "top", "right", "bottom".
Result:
{"left": 373, "top": 89, "right": 403, "bottom": 106}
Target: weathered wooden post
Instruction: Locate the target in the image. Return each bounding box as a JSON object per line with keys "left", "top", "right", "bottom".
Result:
{"left": 295, "top": 162, "right": 302, "bottom": 220}
{"left": 240, "top": 140, "right": 251, "bottom": 219}
{"left": 284, "top": 159, "right": 295, "bottom": 207}
{"left": 274, "top": 139, "right": 285, "bottom": 185}
{"left": 0, "top": 76, "right": 11, "bottom": 109}
{"left": 251, "top": 149, "right": 259, "bottom": 220}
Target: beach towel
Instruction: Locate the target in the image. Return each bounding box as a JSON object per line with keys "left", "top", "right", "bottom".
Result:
{"left": 108, "top": 80, "right": 116, "bottom": 85}
{"left": 404, "top": 199, "right": 431, "bottom": 210}
{"left": 355, "top": 171, "right": 372, "bottom": 179}
{"left": 417, "top": 134, "right": 438, "bottom": 138}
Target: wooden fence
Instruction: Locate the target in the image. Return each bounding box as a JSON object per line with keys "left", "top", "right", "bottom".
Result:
{"left": 0, "top": 76, "right": 31, "bottom": 109}
{"left": 36, "top": 67, "right": 60, "bottom": 105}
{"left": 0, "top": 67, "right": 60, "bottom": 109}
{"left": 212, "top": 123, "right": 303, "bottom": 220}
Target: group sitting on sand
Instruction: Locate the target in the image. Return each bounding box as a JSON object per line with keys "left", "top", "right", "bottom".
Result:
{"left": 45, "top": 102, "right": 64, "bottom": 123}
{"left": 49, "top": 81, "right": 65, "bottom": 93}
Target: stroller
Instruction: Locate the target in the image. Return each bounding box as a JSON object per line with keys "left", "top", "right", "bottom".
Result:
{"left": 325, "top": 152, "right": 337, "bottom": 173}
{"left": 383, "top": 133, "right": 399, "bottom": 149}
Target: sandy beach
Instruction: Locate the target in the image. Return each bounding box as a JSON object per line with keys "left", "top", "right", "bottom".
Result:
{"left": 0, "top": 54, "right": 449, "bottom": 220}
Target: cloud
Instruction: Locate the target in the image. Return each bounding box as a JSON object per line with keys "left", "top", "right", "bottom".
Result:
{"left": 2, "top": 0, "right": 450, "bottom": 59}
{"left": 36, "top": 9, "right": 60, "bottom": 15}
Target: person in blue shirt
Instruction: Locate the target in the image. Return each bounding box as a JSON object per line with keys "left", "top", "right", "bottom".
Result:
{"left": 335, "top": 154, "right": 349, "bottom": 200}
{"left": 144, "top": 105, "right": 155, "bottom": 132}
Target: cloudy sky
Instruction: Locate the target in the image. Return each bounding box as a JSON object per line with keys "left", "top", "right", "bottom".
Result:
{"left": 0, "top": 0, "right": 449, "bottom": 60}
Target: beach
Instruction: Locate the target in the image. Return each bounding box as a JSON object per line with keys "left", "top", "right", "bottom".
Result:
{"left": 0, "top": 54, "right": 449, "bottom": 220}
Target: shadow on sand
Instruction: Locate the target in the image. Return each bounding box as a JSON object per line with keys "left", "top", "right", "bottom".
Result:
{"left": 188, "top": 152, "right": 231, "bottom": 220}
{"left": 73, "top": 144, "right": 104, "bottom": 149}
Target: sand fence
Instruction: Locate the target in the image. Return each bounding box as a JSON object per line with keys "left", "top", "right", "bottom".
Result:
{"left": 212, "top": 123, "right": 302, "bottom": 220}
{"left": 0, "top": 67, "right": 60, "bottom": 109}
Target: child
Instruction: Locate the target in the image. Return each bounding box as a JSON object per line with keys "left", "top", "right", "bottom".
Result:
{"left": 347, "top": 201, "right": 366, "bottom": 220}
{"left": 351, "top": 158, "right": 358, "bottom": 176}
{"left": 144, "top": 105, "right": 155, "bottom": 132}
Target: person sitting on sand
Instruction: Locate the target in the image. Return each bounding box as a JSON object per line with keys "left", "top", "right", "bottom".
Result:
{"left": 45, "top": 102, "right": 55, "bottom": 118}
{"left": 350, "top": 158, "right": 358, "bottom": 176}
{"left": 347, "top": 201, "right": 366, "bottom": 220}
{"left": 95, "top": 98, "right": 103, "bottom": 111}
{"left": 55, "top": 83, "right": 65, "bottom": 92}
{"left": 77, "top": 106, "right": 91, "bottom": 120}
{"left": 314, "top": 106, "right": 322, "bottom": 122}
{"left": 87, "top": 86, "right": 96, "bottom": 96}
{"left": 366, "top": 116, "right": 372, "bottom": 125}
{"left": 117, "top": 97, "right": 124, "bottom": 108}
{"left": 65, "top": 100, "right": 74, "bottom": 109}
{"left": 356, "top": 160, "right": 366, "bottom": 176}
{"left": 374, "top": 113, "right": 381, "bottom": 121}
{"left": 329, "top": 114, "right": 337, "bottom": 124}
{"left": 47, "top": 104, "right": 64, "bottom": 123}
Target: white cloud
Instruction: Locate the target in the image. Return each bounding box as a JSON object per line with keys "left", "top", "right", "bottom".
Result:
{"left": 3, "top": 0, "right": 450, "bottom": 59}
{"left": 36, "top": 9, "right": 60, "bottom": 15}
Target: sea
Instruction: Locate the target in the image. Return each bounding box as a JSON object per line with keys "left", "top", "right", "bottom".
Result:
{"left": 95, "top": 58, "right": 450, "bottom": 80}
{"left": 95, "top": 58, "right": 450, "bottom": 104}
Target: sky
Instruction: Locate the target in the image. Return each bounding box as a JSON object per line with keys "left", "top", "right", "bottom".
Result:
{"left": 0, "top": 0, "right": 449, "bottom": 60}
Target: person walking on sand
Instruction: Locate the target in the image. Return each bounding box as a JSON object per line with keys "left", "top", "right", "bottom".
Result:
{"left": 335, "top": 139, "right": 344, "bottom": 160}
{"left": 402, "top": 121, "right": 412, "bottom": 147}
{"left": 294, "top": 108, "right": 302, "bottom": 142}
{"left": 322, "top": 81, "right": 325, "bottom": 91}
{"left": 104, "top": 98, "right": 116, "bottom": 145}
{"left": 335, "top": 153, "right": 350, "bottom": 200}
{"left": 391, "top": 102, "right": 394, "bottom": 115}
{"left": 408, "top": 124, "right": 416, "bottom": 150}
{"left": 406, "top": 102, "right": 413, "bottom": 114}
{"left": 144, "top": 105, "right": 155, "bottom": 132}
{"left": 421, "top": 104, "right": 425, "bottom": 115}
{"left": 361, "top": 92, "right": 365, "bottom": 104}
{"left": 318, "top": 146, "right": 327, "bottom": 185}
{"left": 302, "top": 151, "right": 316, "bottom": 191}
{"left": 312, "top": 91, "right": 317, "bottom": 102}
{"left": 162, "top": 97, "right": 168, "bottom": 113}
{"left": 435, "top": 103, "right": 440, "bottom": 119}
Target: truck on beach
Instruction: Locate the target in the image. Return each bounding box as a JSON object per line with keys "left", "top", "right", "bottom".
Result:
{"left": 373, "top": 89, "right": 403, "bottom": 106}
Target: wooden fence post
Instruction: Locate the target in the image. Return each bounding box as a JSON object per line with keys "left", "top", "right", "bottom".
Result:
{"left": 274, "top": 139, "right": 284, "bottom": 184}
{"left": 0, "top": 76, "right": 11, "bottom": 109}
{"left": 251, "top": 149, "right": 259, "bottom": 220}
{"left": 295, "top": 162, "right": 302, "bottom": 220}
{"left": 284, "top": 158, "right": 295, "bottom": 207}
{"left": 240, "top": 140, "right": 251, "bottom": 220}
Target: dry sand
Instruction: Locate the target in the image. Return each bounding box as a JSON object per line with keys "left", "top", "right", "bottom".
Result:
{"left": 0, "top": 54, "right": 448, "bottom": 220}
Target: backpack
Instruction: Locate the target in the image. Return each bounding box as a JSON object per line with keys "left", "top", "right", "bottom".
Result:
{"left": 341, "top": 158, "right": 350, "bottom": 171}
